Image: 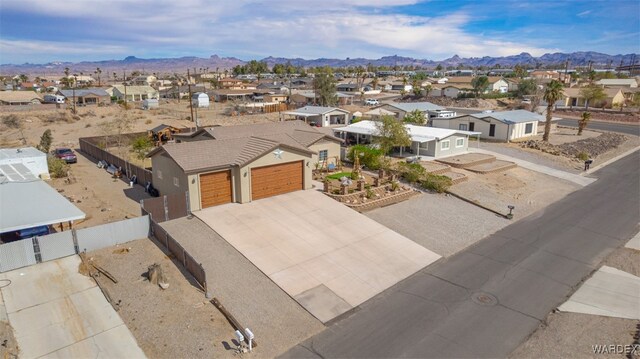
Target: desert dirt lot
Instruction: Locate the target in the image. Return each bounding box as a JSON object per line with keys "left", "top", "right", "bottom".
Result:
{"left": 448, "top": 167, "right": 581, "bottom": 219}
{"left": 510, "top": 245, "right": 640, "bottom": 359}
{"left": 88, "top": 237, "right": 239, "bottom": 359}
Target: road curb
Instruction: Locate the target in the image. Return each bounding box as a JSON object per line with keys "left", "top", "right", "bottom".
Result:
{"left": 583, "top": 146, "right": 640, "bottom": 175}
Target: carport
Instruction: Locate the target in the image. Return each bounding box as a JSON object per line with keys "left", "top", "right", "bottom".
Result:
{"left": 196, "top": 190, "right": 440, "bottom": 322}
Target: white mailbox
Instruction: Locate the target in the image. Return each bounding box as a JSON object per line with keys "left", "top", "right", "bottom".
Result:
{"left": 245, "top": 328, "right": 254, "bottom": 352}
{"left": 234, "top": 330, "right": 244, "bottom": 344}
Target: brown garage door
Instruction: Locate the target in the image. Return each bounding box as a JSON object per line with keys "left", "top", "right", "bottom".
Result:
{"left": 200, "top": 170, "right": 232, "bottom": 208}
{"left": 251, "top": 161, "right": 303, "bottom": 200}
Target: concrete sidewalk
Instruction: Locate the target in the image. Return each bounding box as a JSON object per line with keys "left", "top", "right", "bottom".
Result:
{"left": 557, "top": 266, "right": 640, "bottom": 320}
{"left": 469, "top": 147, "right": 596, "bottom": 187}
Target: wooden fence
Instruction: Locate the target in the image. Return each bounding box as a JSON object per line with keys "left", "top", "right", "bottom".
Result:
{"left": 79, "top": 135, "right": 154, "bottom": 185}
{"left": 140, "top": 192, "right": 189, "bottom": 223}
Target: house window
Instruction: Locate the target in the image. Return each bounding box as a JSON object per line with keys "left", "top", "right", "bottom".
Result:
{"left": 525, "top": 123, "right": 534, "bottom": 134}
{"left": 441, "top": 140, "right": 450, "bottom": 150}
{"left": 157, "top": 170, "right": 163, "bottom": 179}
{"left": 459, "top": 124, "right": 468, "bottom": 131}
{"left": 319, "top": 150, "right": 328, "bottom": 162}
{"left": 173, "top": 177, "right": 179, "bottom": 187}
{"left": 456, "top": 138, "right": 465, "bottom": 147}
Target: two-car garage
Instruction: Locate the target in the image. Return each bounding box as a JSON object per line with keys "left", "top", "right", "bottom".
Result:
{"left": 199, "top": 160, "right": 304, "bottom": 209}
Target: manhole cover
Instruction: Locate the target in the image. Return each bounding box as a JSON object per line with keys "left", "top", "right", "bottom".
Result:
{"left": 471, "top": 292, "right": 498, "bottom": 306}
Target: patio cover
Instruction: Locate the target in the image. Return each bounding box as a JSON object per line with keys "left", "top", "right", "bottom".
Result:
{"left": 334, "top": 120, "right": 480, "bottom": 143}
{"left": 0, "top": 180, "right": 86, "bottom": 233}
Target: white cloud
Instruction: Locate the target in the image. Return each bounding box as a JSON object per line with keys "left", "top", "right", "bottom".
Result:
{"left": 577, "top": 10, "right": 592, "bottom": 17}
{"left": 1, "top": 0, "right": 558, "bottom": 63}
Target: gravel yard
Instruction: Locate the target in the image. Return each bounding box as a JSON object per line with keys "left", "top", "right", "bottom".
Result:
{"left": 510, "top": 243, "right": 640, "bottom": 358}
{"left": 365, "top": 192, "right": 508, "bottom": 257}
{"left": 448, "top": 167, "right": 581, "bottom": 219}
{"left": 88, "top": 237, "right": 237, "bottom": 359}
{"left": 160, "top": 217, "right": 325, "bottom": 358}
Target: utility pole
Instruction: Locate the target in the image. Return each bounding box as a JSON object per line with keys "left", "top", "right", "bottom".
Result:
{"left": 187, "top": 69, "right": 195, "bottom": 126}
{"left": 72, "top": 73, "right": 77, "bottom": 114}
{"left": 123, "top": 70, "right": 128, "bottom": 110}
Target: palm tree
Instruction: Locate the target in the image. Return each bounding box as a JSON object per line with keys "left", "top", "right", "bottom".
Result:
{"left": 542, "top": 80, "right": 564, "bottom": 141}
{"left": 577, "top": 112, "right": 591, "bottom": 136}
{"left": 95, "top": 67, "right": 102, "bottom": 87}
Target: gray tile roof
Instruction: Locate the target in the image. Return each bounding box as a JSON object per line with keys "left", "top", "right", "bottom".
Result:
{"left": 471, "top": 109, "right": 545, "bottom": 124}
{"left": 155, "top": 136, "right": 313, "bottom": 173}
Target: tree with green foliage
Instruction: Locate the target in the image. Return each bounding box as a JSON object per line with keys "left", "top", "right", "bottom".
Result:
{"left": 435, "top": 64, "right": 443, "bottom": 72}
{"left": 37, "top": 129, "right": 53, "bottom": 153}
{"left": 516, "top": 79, "right": 538, "bottom": 98}
{"left": 513, "top": 65, "right": 527, "bottom": 78}
{"left": 375, "top": 115, "right": 411, "bottom": 156}
{"left": 347, "top": 145, "right": 384, "bottom": 170}
{"left": 48, "top": 156, "right": 69, "bottom": 178}
{"left": 411, "top": 79, "right": 422, "bottom": 97}
{"left": 580, "top": 85, "right": 607, "bottom": 109}
{"left": 471, "top": 76, "right": 489, "bottom": 98}
{"left": 577, "top": 112, "right": 591, "bottom": 136}
{"left": 542, "top": 80, "right": 564, "bottom": 141}
{"left": 132, "top": 135, "right": 154, "bottom": 160}
{"left": 312, "top": 66, "right": 337, "bottom": 106}
{"left": 403, "top": 110, "right": 426, "bottom": 125}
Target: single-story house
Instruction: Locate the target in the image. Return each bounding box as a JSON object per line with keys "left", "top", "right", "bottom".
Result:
{"left": 264, "top": 93, "right": 289, "bottom": 103}
{"left": 562, "top": 88, "right": 625, "bottom": 108}
{"left": 363, "top": 107, "right": 396, "bottom": 120}
{"left": 375, "top": 102, "right": 457, "bottom": 120}
{"left": 489, "top": 78, "right": 509, "bottom": 93}
{"left": 192, "top": 92, "right": 210, "bottom": 108}
{"left": 172, "top": 120, "right": 342, "bottom": 168}
{"left": 390, "top": 82, "right": 413, "bottom": 92}
{"left": 219, "top": 78, "right": 257, "bottom": 90}
{"left": 0, "top": 165, "right": 85, "bottom": 236}
{"left": 0, "top": 91, "right": 42, "bottom": 105}
{"left": 110, "top": 85, "right": 159, "bottom": 102}
{"left": 59, "top": 88, "right": 110, "bottom": 105}
{"left": 430, "top": 110, "right": 550, "bottom": 142}
{"left": 442, "top": 85, "right": 471, "bottom": 98}
{"left": 281, "top": 106, "right": 351, "bottom": 127}
{"left": 159, "top": 85, "right": 206, "bottom": 99}
{"left": 208, "top": 89, "right": 265, "bottom": 102}
{"left": 505, "top": 78, "right": 521, "bottom": 92}
{"left": 290, "top": 91, "right": 354, "bottom": 106}
{"left": 148, "top": 135, "right": 316, "bottom": 210}
{"left": 595, "top": 79, "right": 638, "bottom": 88}
{"left": 333, "top": 120, "right": 480, "bottom": 159}
{"left": 0, "top": 147, "right": 49, "bottom": 179}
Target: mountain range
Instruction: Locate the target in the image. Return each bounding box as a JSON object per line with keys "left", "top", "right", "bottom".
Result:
{"left": 1, "top": 52, "right": 638, "bottom": 76}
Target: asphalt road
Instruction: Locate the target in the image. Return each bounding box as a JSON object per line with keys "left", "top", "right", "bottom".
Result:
{"left": 557, "top": 119, "right": 639, "bottom": 136}
{"left": 281, "top": 150, "right": 640, "bottom": 358}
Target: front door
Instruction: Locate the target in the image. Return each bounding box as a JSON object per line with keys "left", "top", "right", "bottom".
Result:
{"left": 469, "top": 122, "right": 475, "bottom": 131}
{"left": 489, "top": 124, "right": 496, "bottom": 137}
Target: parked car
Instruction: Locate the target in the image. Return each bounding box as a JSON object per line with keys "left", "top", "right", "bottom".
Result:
{"left": 53, "top": 148, "right": 77, "bottom": 163}
{"left": 365, "top": 98, "right": 379, "bottom": 106}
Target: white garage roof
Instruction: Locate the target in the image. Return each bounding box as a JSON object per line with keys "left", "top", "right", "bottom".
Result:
{"left": 0, "top": 180, "right": 86, "bottom": 233}
{"left": 334, "top": 120, "right": 480, "bottom": 143}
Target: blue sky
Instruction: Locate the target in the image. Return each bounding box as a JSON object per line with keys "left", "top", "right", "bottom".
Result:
{"left": 1, "top": 0, "right": 638, "bottom": 64}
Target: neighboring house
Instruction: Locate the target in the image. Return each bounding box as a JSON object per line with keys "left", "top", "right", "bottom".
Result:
{"left": 562, "top": 88, "right": 625, "bottom": 108}
{"left": 336, "top": 83, "right": 360, "bottom": 92}
{"left": 430, "top": 109, "right": 547, "bottom": 142}
{"left": 333, "top": 120, "right": 479, "bottom": 158}
{"left": 442, "top": 85, "right": 467, "bottom": 98}
{"left": 0, "top": 147, "right": 49, "bottom": 179}
{"left": 0, "top": 91, "right": 42, "bottom": 105}
{"left": 192, "top": 92, "right": 210, "bottom": 108}
{"left": 159, "top": 85, "right": 206, "bottom": 99}
{"left": 208, "top": 89, "right": 264, "bottom": 102}
{"left": 376, "top": 102, "right": 457, "bottom": 120}
{"left": 0, "top": 164, "right": 85, "bottom": 237}
{"left": 218, "top": 78, "right": 256, "bottom": 90}
{"left": 148, "top": 121, "right": 344, "bottom": 210}
{"left": 110, "top": 85, "right": 159, "bottom": 101}
{"left": 390, "top": 82, "right": 413, "bottom": 92}
{"left": 505, "top": 78, "right": 521, "bottom": 92}
{"left": 290, "top": 91, "right": 353, "bottom": 106}
{"left": 264, "top": 93, "right": 289, "bottom": 103}
{"left": 62, "top": 75, "right": 95, "bottom": 86}
{"left": 489, "top": 78, "right": 509, "bottom": 93}
{"left": 131, "top": 75, "right": 157, "bottom": 86}
{"left": 530, "top": 71, "right": 560, "bottom": 80}
{"left": 595, "top": 79, "right": 638, "bottom": 88}
{"left": 281, "top": 106, "right": 351, "bottom": 127}
{"left": 59, "top": 88, "right": 110, "bottom": 105}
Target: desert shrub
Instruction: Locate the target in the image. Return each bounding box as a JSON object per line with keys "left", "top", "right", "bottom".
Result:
{"left": 131, "top": 135, "right": 154, "bottom": 160}
{"left": 145, "top": 119, "right": 152, "bottom": 124}
{"left": 348, "top": 145, "right": 384, "bottom": 170}
{"left": 396, "top": 162, "right": 426, "bottom": 183}
{"left": 576, "top": 151, "right": 589, "bottom": 161}
{"left": 48, "top": 156, "right": 69, "bottom": 178}
{"left": 366, "top": 187, "right": 375, "bottom": 199}
{"left": 36, "top": 129, "right": 53, "bottom": 153}
{"left": 2, "top": 114, "right": 21, "bottom": 129}
{"left": 421, "top": 173, "right": 452, "bottom": 193}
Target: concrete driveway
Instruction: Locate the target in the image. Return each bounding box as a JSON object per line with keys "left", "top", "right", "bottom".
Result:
{"left": 196, "top": 190, "right": 440, "bottom": 322}
{"left": 0, "top": 256, "right": 145, "bottom": 359}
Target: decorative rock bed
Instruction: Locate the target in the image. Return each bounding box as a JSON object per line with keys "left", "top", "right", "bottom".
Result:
{"left": 324, "top": 183, "right": 419, "bottom": 212}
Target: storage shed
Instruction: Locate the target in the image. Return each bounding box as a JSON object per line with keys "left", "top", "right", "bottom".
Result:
{"left": 192, "top": 92, "right": 210, "bottom": 108}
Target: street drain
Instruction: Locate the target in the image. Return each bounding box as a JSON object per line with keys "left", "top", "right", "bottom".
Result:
{"left": 471, "top": 292, "right": 498, "bottom": 306}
